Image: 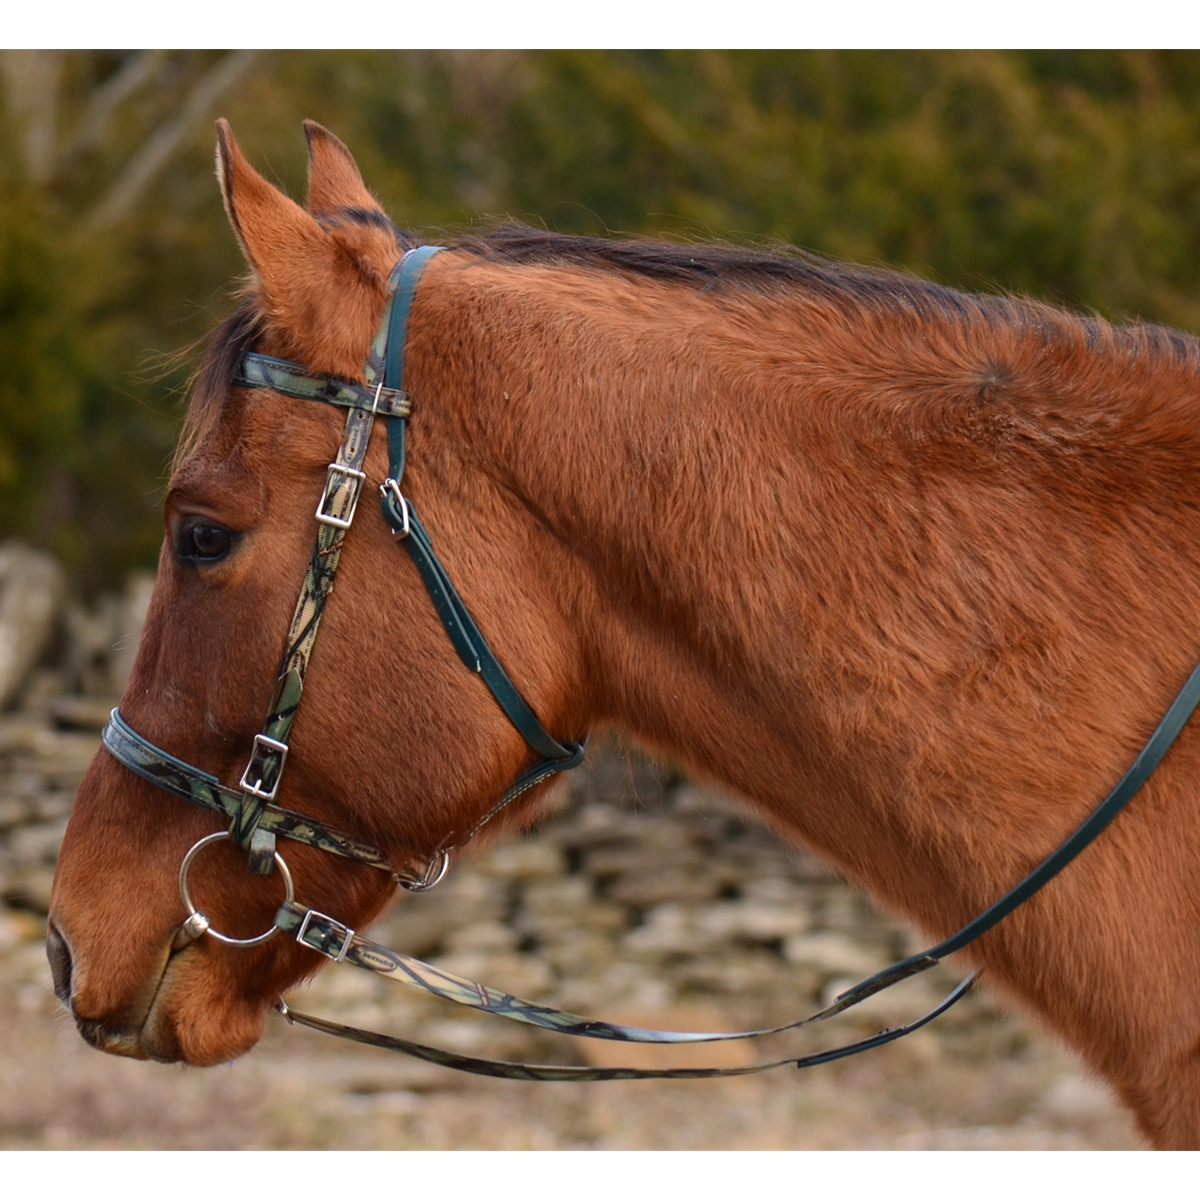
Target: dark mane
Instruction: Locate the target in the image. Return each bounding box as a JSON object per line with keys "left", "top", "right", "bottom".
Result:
{"left": 451, "top": 222, "right": 982, "bottom": 317}
{"left": 448, "top": 225, "right": 1200, "bottom": 364}
{"left": 180, "top": 221, "right": 1200, "bottom": 465}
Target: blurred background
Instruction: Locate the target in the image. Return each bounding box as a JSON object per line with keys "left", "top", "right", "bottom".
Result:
{"left": 4, "top": 49, "right": 1200, "bottom": 591}
{"left": 3, "top": 49, "right": 1199, "bottom": 1147}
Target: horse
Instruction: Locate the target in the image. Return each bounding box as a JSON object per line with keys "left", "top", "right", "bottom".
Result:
{"left": 45, "top": 118, "right": 1200, "bottom": 1148}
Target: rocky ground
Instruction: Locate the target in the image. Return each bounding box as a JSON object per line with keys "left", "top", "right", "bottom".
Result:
{"left": 0, "top": 540, "right": 1143, "bottom": 1149}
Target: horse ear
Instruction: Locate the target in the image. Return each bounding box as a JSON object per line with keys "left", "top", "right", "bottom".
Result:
{"left": 303, "top": 120, "right": 382, "bottom": 216}
{"left": 214, "top": 119, "right": 392, "bottom": 374}
{"left": 215, "top": 118, "right": 328, "bottom": 298}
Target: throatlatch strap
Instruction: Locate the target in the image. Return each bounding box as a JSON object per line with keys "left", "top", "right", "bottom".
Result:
{"left": 377, "top": 246, "right": 579, "bottom": 769}
{"left": 400, "top": 507, "right": 579, "bottom": 762}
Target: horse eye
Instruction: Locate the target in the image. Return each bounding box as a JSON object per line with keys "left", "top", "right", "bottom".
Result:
{"left": 178, "top": 521, "right": 233, "bottom": 563}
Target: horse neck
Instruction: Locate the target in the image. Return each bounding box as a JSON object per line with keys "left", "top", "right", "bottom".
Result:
{"left": 410, "top": 257, "right": 1200, "bottom": 900}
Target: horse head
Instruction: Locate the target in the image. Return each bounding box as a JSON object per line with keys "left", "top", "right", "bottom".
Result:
{"left": 47, "top": 121, "right": 588, "bottom": 1065}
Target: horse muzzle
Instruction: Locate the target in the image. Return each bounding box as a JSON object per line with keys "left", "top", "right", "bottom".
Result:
{"left": 46, "top": 916, "right": 185, "bottom": 1062}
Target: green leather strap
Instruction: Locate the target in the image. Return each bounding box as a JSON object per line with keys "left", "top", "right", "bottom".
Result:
{"left": 382, "top": 246, "right": 441, "bottom": 481}
{"left": 376, "top": 245, "right": 580, "bottom": 769}
{"left": 398, "top": 505, "right": 580, "bottom": 762}
{"left": 824, "top": 652, "right": 1200, "bottom": 1016}
{"left": 384, "top": 245, "right": 442, "bottom": 400}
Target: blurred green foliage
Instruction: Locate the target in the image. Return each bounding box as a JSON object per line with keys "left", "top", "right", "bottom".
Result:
{"left": 2, "top": 50, "right": 1200, "bottom": 590}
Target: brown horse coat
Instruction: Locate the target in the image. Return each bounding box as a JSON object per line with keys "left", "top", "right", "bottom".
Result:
{"left": 48, "top": 120, "right": 1200, "bottom": 1148}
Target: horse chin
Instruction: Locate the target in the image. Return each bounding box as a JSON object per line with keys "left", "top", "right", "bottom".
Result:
{"left": 131, "top": 946, "right": 270, "bottom": 1066}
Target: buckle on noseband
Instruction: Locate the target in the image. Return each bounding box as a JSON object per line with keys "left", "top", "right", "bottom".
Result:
{"left": 295, "top": 907, "right": 356, "bottom": 962}
{"left": 240, "top": 733, "right": 289, "bottom": 801}
{"left": 315, "top": 463, "right": 367, "bottom": 529}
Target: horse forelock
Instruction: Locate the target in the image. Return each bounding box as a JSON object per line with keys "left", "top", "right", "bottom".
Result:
{"left": 175, "top": 297, "right": 263, "bottom": 474}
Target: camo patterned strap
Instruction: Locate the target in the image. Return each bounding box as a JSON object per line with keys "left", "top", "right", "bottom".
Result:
{"left": 275, "top": 974, "right": 975, "bottom": 1082}
{"left": 236, "top": 353, "right": 412, "bottom": 418}
{"left": 102, "top": 709, "right": 393, "bottom": 872}
{"left": 230, "top": 255, "right": 413, "bottom": 860}
{"left": 276, "top": 898, "right": 970, "bottom": 1046}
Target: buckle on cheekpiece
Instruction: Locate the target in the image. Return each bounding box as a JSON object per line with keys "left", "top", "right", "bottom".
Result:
{"left": 315, "top": 463, "right": 367, "bottom": 529}
{"left": 239, "top": 733, "right": 289, "bottom": 801}
{"left": 296, "top": 908, "right": 356, "bottom": 963}
{"left": 379, "top": 478, "right": 411, "bottom": 538}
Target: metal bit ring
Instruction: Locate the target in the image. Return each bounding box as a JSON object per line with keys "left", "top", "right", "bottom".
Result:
{"left": 178, "top": 830, "right": 294, "bottom": 947}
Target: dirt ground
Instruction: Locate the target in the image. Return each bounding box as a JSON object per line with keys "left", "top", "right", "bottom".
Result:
{"left": 0, "top": 746, "right": 1143, "bottom": 1150}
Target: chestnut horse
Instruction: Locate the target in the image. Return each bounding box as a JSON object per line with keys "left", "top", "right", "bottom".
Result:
{"left": 47, "top": 119, "right": 1200, "bottom": 1147}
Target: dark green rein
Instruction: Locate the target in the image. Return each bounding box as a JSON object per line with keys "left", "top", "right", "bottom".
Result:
{"left": 102, "top": 246, "right": 1200, "bottom": 1081}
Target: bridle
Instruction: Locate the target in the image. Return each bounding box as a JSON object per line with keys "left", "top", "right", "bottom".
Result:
{"left": 99, "top": 244, "right": 1200, "bottom": 1080}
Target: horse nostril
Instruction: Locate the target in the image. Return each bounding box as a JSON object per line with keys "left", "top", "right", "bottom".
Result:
{"left": 46, "top": 921, "right": 74, "bottom": 1009}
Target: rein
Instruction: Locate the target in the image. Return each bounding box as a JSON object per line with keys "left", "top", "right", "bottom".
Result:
{"left": 100, "top": 245, "right": 1200, "bottom": 1081}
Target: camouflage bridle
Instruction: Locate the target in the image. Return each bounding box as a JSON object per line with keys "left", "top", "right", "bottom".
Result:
{"left": 99, "top": 244, "right": 1200, "bottom": 1080}
{"left": 104, "top": 246, "right": 584, "bottom": 891}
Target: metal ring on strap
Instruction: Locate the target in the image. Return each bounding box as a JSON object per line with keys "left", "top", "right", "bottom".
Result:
{"left": 178, "top": 830, "right": 295, "bottom": 947}
{"left": 397, "top": 847, "right": 450, "bottom": 893}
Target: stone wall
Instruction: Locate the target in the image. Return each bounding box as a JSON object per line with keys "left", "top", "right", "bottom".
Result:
{"left": 0, "top": 543, "right": 154, "bottom": 911}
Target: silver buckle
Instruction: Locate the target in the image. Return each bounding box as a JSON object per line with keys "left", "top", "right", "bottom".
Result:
{"left": 315, "top": 463, "right": 366, "bottom": 529}
{"left": 296, "top": 907, "right": 355, "bottom": 962}
{"left": 379, "top": 478, "right": 411, "bottom": 538}
{"left": 239, "top": 733, "right": 289, "bottom": 801}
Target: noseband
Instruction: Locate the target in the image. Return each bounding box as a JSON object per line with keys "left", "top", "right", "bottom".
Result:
{"left": 100, "top": 245, "right": 1200, "bottom": 1080}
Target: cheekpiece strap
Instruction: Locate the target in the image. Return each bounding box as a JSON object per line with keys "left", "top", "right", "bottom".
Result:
{"left": 221, "top": 254, "right": 421, "bottom": 861}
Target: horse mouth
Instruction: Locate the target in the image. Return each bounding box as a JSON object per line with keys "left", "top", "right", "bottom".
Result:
{"left": 51, "top": 920, "right": 185, "bottom": 1063}
{"left": 75, "top": 974, "right": 184, "bottom": 1064}
{"left": 74, "top": 1014, "right": 160, "bottom": 1060}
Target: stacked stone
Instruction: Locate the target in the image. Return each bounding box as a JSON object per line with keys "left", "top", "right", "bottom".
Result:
{"left": 0, "top": 541, "right": 152, "bottom": 912}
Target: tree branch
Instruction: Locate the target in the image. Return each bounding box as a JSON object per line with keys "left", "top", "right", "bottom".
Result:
{"left": 59, "top": 50, "right": 168, "bottom": 171}
{"left": 86, "top": 49, "right": 259, "bottom": 231}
